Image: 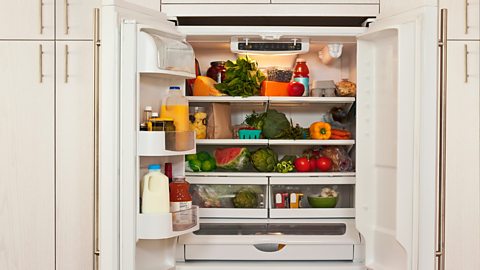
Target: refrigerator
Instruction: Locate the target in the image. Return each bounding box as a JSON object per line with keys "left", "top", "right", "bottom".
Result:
{"left": 99, "top": 1, "right": 440, "bottom": 269}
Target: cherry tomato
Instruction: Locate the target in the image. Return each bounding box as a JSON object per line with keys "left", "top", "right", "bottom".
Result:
{"left": 316, "top": 157, "right": 333, "bottom": 172}
{"left": 309, "top": 157, "right": 317, "bottom": 172}
{"left": 294, "top": 157, "right": 310, "bottom": 172}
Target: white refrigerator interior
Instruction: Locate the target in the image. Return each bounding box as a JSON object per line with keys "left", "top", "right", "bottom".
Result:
{"left": 99, "top": 1, "right": 438, "bottom": 270}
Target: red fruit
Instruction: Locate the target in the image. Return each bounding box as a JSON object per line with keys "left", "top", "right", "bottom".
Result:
{"left": 287, "top": 82, "right": 305, "bottom": 96}
{"left": 316, "top": 157, "right": 333, "bottom": 172}
{"left": 309, "top": 157, "right": 317, "bottom": 172}
{"left": 294, "top": 157, "right": 310, "bottom": 172}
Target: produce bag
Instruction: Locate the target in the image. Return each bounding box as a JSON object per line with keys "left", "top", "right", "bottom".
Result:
{"left": 320, "top": 146, "right": 353, "bottom": 172}
{"left": 207, "top": 103, "right": 233, "bottom": 139}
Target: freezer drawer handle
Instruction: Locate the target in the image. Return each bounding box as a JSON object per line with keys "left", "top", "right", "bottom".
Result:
{"left": 253, "top": 243, "right": 286, "bottom": 252}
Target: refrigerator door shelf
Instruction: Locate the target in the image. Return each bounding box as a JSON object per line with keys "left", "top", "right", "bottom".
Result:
{"left": 137, "top": 206, "right": 200, "bottom": 240}
{"left": 138, "top": 131, "right": 196, "bottom": 156}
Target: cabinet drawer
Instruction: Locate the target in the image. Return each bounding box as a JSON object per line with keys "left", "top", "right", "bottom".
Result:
{"left": 440, "top": 0, "right": 479, "bottom": 40}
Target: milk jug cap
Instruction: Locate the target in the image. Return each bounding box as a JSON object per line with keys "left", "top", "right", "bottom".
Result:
{"left": 148, "top": 164, "right": 161, "bottom": 170}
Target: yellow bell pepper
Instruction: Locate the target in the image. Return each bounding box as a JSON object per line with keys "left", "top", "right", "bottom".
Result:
{"left": 309, "top": 122, "right": 331, "bottom": 140}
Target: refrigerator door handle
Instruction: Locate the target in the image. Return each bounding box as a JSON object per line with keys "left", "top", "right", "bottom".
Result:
{"left": 435, "top": 8, "right": 448, "bottom": 270}
{"left": 93, "top": 7, "right": 101, "bottom": 270}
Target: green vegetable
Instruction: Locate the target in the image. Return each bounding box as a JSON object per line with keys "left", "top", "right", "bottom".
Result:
{"left": 275, "top": 161, "right": 294, "bottom": 173}
{"left": 201, "top": 158, "right": 217, "bottom": 172}
{"left": 215, "top": 56, "right": 266, "bottom": 97}
{"left": 197, "top": 151, "right": 211, "bottom": 161}
{"left": 261, "top": 110, "right": 291, "bottom": 139}
{"left": 232, "top": 189, "right": 258, "bottom": 208}
{"left": 188, "top": 159, "right": 202, "bottom": 172}
{"left": 244, "top": 111, "right": 265, "bottom": 130}
{"left": 251, "top": 147, "right": 278, "bottom": 172}
{"left": 186, "top": 154, "right": 197, "bottom": 162}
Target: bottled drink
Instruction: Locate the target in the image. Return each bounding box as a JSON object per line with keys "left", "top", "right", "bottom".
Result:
{"left": 169, "top": 177, "right": 192, "bottom": 212}
{"left": 293, "top": 58, "right": 310, "bottom": 96}
{"left": 141, "top": 164, "right": 170, "bottom": 214}
{"left": 160, "top": 86, "right": 190, "bottom": 150}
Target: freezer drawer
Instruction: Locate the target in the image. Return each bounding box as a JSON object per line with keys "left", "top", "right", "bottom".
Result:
{"left": 185, "top": 244, "right": 354, "bottom": 261}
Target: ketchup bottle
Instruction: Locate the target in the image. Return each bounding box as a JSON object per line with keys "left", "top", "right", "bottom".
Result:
{"left": 293, "top": 58, "right": 310, "bottom": 96}
{"left": 169, "top": 177, "right": 192, "bottom": 212}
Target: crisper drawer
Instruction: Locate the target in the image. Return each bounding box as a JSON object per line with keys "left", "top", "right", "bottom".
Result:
{"left": 187, "top": 176, "right": 268, "bottom": 218}
{"left": 179, "top": 220, "right": 361, "bottom": 261}
{"left": 185, "top": 244, "right": 353, "bottom": 261}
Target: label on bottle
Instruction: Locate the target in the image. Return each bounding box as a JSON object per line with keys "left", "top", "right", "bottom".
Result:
{"left": 170, "top": 201, "right": 192, "bottom": 212}
{"left": 294, "top": 77, "right": 310, "bottom": 96}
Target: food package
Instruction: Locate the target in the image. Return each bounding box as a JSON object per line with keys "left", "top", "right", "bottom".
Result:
{"left": 193, "top": 76, "right": 224, "bottom": 96}
{"left": 260, "top": 81, "right": 289, "bottom": 96}
{"left": 266, "top": 67, "right": 293, "bottom": 82}
{"left": 207, "top": 103, "right": 233, "bottom": 139}
{"left": 336, "top": 79, "right": 356, "bottom": 97}
{"left": 320, "top": 146, "right": 353, "bottom": 172}
{"left": 311, "top": 80, "right": 337, "bottom": 97}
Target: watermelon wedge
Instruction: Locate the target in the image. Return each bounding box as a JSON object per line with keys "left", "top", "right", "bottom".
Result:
{"left": 214, "top": 147, "right": 250, "bottom": 171}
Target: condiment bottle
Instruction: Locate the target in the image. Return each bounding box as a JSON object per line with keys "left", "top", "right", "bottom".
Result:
{"left": 169, "top": 177, "right": 192, "bottom": 212}
{"left": 164, "top": 162, "right": 173, "bottom": 183}
{"left": 141, "top": 164, "right": 170, "bottom": 213}
{"left": 206, "top": 61, "right": 226, "bottom": 83}
{"left": 293, "top": 59, "right": 310, "bottom": 96}
{"left": 160, "top": 86, "right": 190, "bottom": 150}
{"left": 147, "top": 112, "right": 159, "bottom": 131}
{"left": 141, "top": 106, "right": 153, "bottom": 131}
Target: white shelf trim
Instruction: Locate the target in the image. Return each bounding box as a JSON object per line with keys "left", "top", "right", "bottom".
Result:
{"left": 187, "top": 176, "right": 268, "bottom": 185}
{"left": 185, "top": 172, "right": 356, "bottom": 177}
{"left": 269, "top": 208, "right": 355, "bottom": 219}
{"left": 269, "top": 176, "right": 356, "bottom": 185}
{"left": 139, "top": 70, "right": 196, "bottom": 79}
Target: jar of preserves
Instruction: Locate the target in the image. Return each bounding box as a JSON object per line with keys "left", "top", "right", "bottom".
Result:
{"left": 206, "top": 61, "right": 226, "bottom": 83}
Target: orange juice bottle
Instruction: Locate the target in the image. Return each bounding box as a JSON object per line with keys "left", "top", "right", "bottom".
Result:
{"left": 161, "top": 86, "right": 190, "bottom": 150}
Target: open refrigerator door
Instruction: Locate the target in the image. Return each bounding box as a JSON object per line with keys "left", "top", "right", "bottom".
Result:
{"left": 355, "top": 6, "right": 438, "bottom": 270}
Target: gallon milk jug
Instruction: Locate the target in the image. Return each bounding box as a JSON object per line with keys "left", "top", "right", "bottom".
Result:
{"left": 141, "top": 164, "right": 170, "bottom": 214}
{"left": 161, "top": 86, "right": 190, "bottom": 150}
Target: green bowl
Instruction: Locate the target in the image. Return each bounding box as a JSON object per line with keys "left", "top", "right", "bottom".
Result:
{"left": 307, "top": 196, "right": 338, "bottom": 208}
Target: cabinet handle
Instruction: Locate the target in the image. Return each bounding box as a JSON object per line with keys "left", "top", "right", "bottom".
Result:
{"left": 464, "top": 44, "right": 469, "bottom": 83}
{"left": 39, "top": 44, "right": 44, "bottom": 83}
{"left": 39, "top": 0, "right": 43, "bottom": 34}
{"left": 435, "top": 8, "right": 448, "bottom": 270}
{"left": 465, "top": 0, "right": 469, "bottom": 34}
{"left": 64, "top": 44, "right": 69, "bottom": 83}
{"left": 64, "top": 0, "right": 69, "bottom": 35}
{"left": 93, "top": 8, "right": 101, "bottom": 270}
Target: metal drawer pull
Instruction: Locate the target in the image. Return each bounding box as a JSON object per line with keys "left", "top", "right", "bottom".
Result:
{"left": 465, "top": 0, "right": 469, "bottom": 34}
{"left": 464, "top": 44, "right": 469, "bottom": 83}
{"left": 39, "top": 0, "right": 43, "bottom": 34}
{"left": 39, "top": 44, "right": 44, "bottom": 83}
{"left": 64, "top": 0, "right": 69, "bottom": 35}
{"left": 64, "top": 44, "right": 69, "bottom": 83}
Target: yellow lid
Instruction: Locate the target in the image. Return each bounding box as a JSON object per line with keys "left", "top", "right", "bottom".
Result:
{"left": 150, "top": 117, "right": 174, "bottom": 122}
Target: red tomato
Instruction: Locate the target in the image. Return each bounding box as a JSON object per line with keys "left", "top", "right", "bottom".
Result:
{"left": 294, "top": 157, "right": 310, "bottom": 172}
{"left": 309, "top": 157, "right": 317, "bottom": 172}
{"left": 316, "top": 157, "right": 333, "bottom": 172}
{"left": 287, "top": 82, "right": 305, "bottom": 96}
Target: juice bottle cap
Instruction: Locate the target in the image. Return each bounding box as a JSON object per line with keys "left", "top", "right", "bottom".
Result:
{"left": 296, "top": 58, "right": 306, "bottom": 62}
{"left": 169, "top": 86, "right": 181, "bottom": 90}
{"left": 148, "top": 164, "right": 161, "bottom": 170}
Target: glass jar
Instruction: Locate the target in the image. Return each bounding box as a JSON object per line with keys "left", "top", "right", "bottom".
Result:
{"left": 206, "top": 61, "right": 226, "bottom": 83}
{"left": 189, "top": 107, "right": 207, "bottom": 139}
{"left": 151, "top": 118, "right": 176, "bottom": 132}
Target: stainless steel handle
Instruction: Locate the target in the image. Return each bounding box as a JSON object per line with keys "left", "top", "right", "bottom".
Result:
{"left": 39, "top": 44, "right": 44, "bottom": 83}
{"left": 465, "top": 0, "right": 469, "bottom": 34}
{"left": 39, "top": 0, "right": 43, "bottom": 34}
{"left": 64, "top": 44, "right": 69, "bottom": 83}
{"left": 93, "top": 8, "right": 101, "bottom": 270}
{"left": 464, "top": 44, "right": 469, "bottom": 83}
{"left": 435, "top": 8, "right": 448, "bottom": 270}
{"left": 64, "top": 0, "right": 69, "bottom": 35}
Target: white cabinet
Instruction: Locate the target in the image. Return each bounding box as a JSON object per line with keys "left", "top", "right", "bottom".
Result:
{"left": 55, "top": 41, "right": 95, "bottom": 270}
{"left": 0, "top": 0, "right": 55, "bottom": 39}
{"left": 56, "top": 0, "right": 101, "bottom": 40}
{"left": 0, "top": 41, "right": 55, "bottom": 269}
{"left": 445, "top": 41, "right": 480, "bottom": 270}
{"left": 125, "top": 0, "right": 160, "bottom": 11}
{"left": 162, "top": 0, "right": 269, "bottom": 3}
{"left": 272, "top": 0, "right": 378, "bottom": 3}
{"left": 378, "top": 0, "right": 437, "bottom": 19}
{"left": 440, "top": 0, "right": 480, "bottom": 40}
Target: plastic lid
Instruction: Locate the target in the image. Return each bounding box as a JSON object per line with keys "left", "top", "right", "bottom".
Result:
{"left": 148, "top": 164, "right": 161, "bottom": 170}
{"left": 151, "top": 112, "right": 159, "bottom": 117}
{"left": 169, "top": 86, "right": 181, "bottom": 90}
{"left": 145, "top": 106, "right": 152, "bottom": 111}
{"left": 296, "top": 58, "right": 306, "bottom": 62}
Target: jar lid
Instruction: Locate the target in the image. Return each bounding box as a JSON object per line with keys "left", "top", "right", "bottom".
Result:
{"left": 151, "top": 112, "right": 159, "bottom": 117}
{"left": 144, "top": 106, "right": 152, "bottom": 111}
{"left": 210, "top": 61, "right": 226, "bottom": 66}
{"left": 150, "top": 117, "right": 174, "bottom": 122}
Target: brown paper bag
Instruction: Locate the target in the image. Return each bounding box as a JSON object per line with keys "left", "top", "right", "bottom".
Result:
{"left": 207, "top": 103, "right": 233, "bottom": 139}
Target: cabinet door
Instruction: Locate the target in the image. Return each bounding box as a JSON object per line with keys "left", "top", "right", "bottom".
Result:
{"left": 272, "top": 0, "right": 378, "bottom": 3}
{"left": 55, "top": 41, "right": 95, "bottom": 270}
{"left": 162, "top": 0, "right": 269, "bottom": 3}
{"left": 445, "top": 41, "right": 480, "bottom": 270}
{"left": 440, "top": 0, "right": 480, "bottom": 40}
{"left": 0, "top": 41, "right": 55, "bottom": 269}
{"left": 56, "top": 0, "right": 101, "bottom": 40}
{"left": 0, "top": 0, "right": 54, "bottom": 39}
{"left": 125, "top": 0, "right": 161, "bottom": 11}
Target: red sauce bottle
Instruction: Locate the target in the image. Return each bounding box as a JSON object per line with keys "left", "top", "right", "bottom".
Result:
{"left": 169, "top": 177, "right": 192, "bottom": 212}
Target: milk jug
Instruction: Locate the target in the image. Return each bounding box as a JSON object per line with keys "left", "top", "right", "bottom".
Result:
{"left": 141, "top": 164, "right": 170, "bottom": 213}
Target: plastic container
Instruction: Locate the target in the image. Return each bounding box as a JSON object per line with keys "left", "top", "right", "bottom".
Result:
{"left": 293, "top": 59, "right": 310, "bottom": 96}
{"left": 238, "top": 129, "right": 262, "bottom": 139}
{"left": 161, "top": 86, "right": 190, "bottom": 150}
{"left": 141, "top": 164, "right": 170, "bottom": 214}
{"left": 266, "top": 67, "right": 293, "bottom": 82}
